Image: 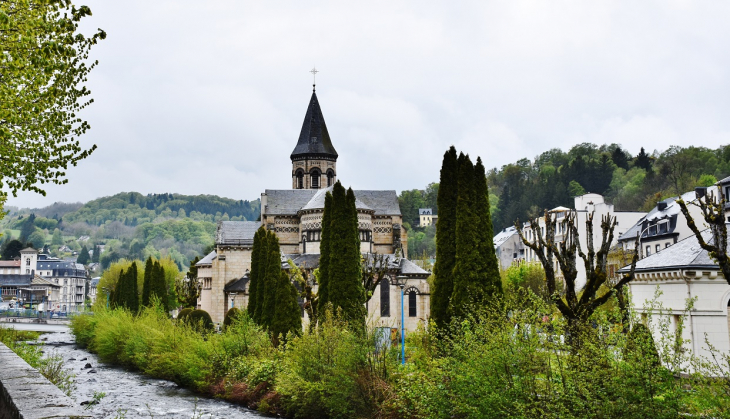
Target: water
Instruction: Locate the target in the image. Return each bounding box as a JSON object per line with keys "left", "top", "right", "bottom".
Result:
{"left": 18, "top": 327, "right": 264, "bottom": 419}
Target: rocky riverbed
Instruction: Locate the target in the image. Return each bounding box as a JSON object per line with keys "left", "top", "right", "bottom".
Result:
{"left": 37, "top": 329, "right": 263, "bottom": 419}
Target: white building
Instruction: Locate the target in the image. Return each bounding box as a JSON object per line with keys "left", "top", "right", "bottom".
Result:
{"left": 621, "top": 230, "right": 730, "bottom": 371}
{"left": 418, "top": 208, "right": 436, "bottom": 227}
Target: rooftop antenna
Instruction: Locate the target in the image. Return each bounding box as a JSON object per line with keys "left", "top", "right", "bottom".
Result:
{"left": 310, "top": 67, "right": 318, "bottom": 92}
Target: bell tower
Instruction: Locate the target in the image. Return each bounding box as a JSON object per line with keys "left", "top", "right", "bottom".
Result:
{"left": 291, "top": 86, "right": 338, "bottom": 190}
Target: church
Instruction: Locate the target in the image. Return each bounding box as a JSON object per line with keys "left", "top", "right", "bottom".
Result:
{"left": 197, "top": 88, "right": 431, "bottom": 330}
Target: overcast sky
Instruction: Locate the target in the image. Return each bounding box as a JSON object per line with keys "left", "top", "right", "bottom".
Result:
{"left": 7, "top": 1, "right": 730, "bottom": 209}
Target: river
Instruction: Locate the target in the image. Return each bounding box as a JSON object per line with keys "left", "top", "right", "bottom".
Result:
{"left": 2, "top": 324, "right": 263, "bottom": 419}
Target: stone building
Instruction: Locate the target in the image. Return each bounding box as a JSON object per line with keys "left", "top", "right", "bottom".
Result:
{"left": 197, "top": 88, "right": 430, "bottom": 328}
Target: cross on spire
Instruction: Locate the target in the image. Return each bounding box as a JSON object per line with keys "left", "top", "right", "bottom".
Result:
{"left": 310, "top": 67, "right": 318, "bottom": 91}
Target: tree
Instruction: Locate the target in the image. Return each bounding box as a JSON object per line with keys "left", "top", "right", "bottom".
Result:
{"left": 260, "top": 231, "right": 281, "bottom": 328}
{"left": 51, "top": 228, "right": 64, "bottom": 246}
{"left": 316, "top": 191, "right": 334, "bottom": 316}
{"left": 142, "top": 257, "right": 154, "bottom": 307}
{"left": 1, "top": 239, "right": 24, "bottom": 260}
{"left": 676, "top": 189, "right": 730, "bottom": 285}
{"left": 27, "top": 230, "right": 45, "bottom": 249}
{"left": 473, "top": 157, "right": 502, "bottom": 299}
{"left": 327, "top": 184, "right": 366, "bottom": 331}
{"left": 148, "top": 261, "right": 169, "bottom": 311}
{"left": 431, "top": 146, "right": 459, "bottom": 329}
{"left": 175, "top": 256, "right": 200, "bottom": 309}
{"left": 76, "top": 244, "right": 90, "bottom": 265}
{"left": 611, "top": 146, "right": 630, "bottom": 170}
{"left": 248, "top": 227, "right": 265, "bottom": 322}
{"left": 91, "top": 244, "right": 100, "bottom": 263}
{"left": 516, "top": 210, "right": 639, "bottom": 349}
{"left": 19, "top": 214, "right": 36, "bottom": 242}
{"left": 635, "top": 147, "right": 652, "bottom": 171}
{"left": 254, "top": 230, "right": 271, "bottom": 324}
{"left": 270, "top": 270, "right": 303, "bottom": 345}
{"left": 127, "top": 261, "right": 139, "bottom": 313}
{"left": 0, "top": 0, "right": 105, "bottom": 198}
{"left": 568, "top": 180, "right": 586, "bottom": 197}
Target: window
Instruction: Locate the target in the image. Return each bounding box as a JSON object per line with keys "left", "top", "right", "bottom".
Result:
{"left": 656, "top": 244, "right": 661, "bottom": 253}
{"left": 310, "top": 169, "right": 321, "bottom": 189}
{"left": 649, "top": 225, "right": 657, "bottom": 235}
{"left": 380, "top": 278, "right": 390, "bottom": 317}
{"left": 408, "top": 291, "right": 417, "bottom": 317}
{"left": 327, "top": 169, "right": 335, "bottom": 187}
{"left": 659, "top": 222, "right": 668, "bottom": 234}
{"left": 295, "top": 170, "right": 304, "bottom": 189}
{"left": 26, "top": 258, "right": 30, "bottom": 266}
{"left": 665, "top": 243, "right": 670, "bottom": 248}
{"left": 645, "top": 246, "right": 651, "bottom": 257}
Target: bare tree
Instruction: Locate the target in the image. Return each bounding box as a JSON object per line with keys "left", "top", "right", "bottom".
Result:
{"left": 516, "top": 210, "right": 639, "bottom": 347}
{"left": 676, "top": 188, "right": 730, "bottom": 285}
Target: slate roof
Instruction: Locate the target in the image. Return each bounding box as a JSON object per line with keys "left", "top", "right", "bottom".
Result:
{"left": 618, "top": 191, "right": 696, "bottom": 242}
{"left": 196, "top": 251, "right": 217, "bottom": 266}
{"left": 399, "top": 258, "right": 430, "bottom": 276}
{"left": 224, "top": 274, "right": 250, "bottom": 293}
{"left": 290, "top": 92, "right": 338, "bottom": 160}
{"left": 494, "top": 226, "right": 519, "bottom": 248}
{"left": 718, "top": 175, "right": 730, "bottom": 185}
{"left": 0, "top": 274, "right": 33, "bottom": 286}
{"left": 618, "top": 229, "right": 720, "bottom": 273}
{"left": 266, "top": 189, "right": 400, "bottom": 216}
{"left": 284, "top": 253, "right": 321, "bottom": 270}
{"left": 264, "top": 189, "right": 318, "bottom": 215}
{"left": 216, "top": 221, "right": 261, "bottom": 245}
{"left": 419, "top": 208, "right": 433, "bottom": 215}
{"left": 90, "top": 277, "right": 100, "bottom": 288}
{"left": 300, "top": 186, "right": 373, "bottom": 212}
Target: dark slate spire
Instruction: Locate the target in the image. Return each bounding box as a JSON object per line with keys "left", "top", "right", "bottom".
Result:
{"left": 290, "top": 92, "right": 338, "bottom": 160}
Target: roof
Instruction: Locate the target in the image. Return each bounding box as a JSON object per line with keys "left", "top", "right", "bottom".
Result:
{"left": 419, "top": 208, "right": 433, "bottom": 215}
{"left": 493, "top": 226, "right": 519, "bottom": 248}
{"left": 718, "top": 175, "right": 730, "bottom": 185}
{"left": 266, "top": 189, "right": 401, "bottom": 216}
{"left": 20, "top": 247, "right": 37, "bottom": 253}
{"left": 0, "top": 274, "right": 33, "bottom": 286}
{"left": 399, "top": 258, "right": 430, "bottom": 276}
{"left": 284, "top": 253, "right": 321, "bottom": 270}
{"left": 300, "top": 186, "right": 373, "bottom": 212}
{"left": 31, "top": 276, "right": 61, "bottom": 288}
{"left": 196, "top": 251, "right": 217, "bottom": 266}
{"left": 618, "top": 191, "right": 697, "bottom": 242}
{"left": 90, "top": 277, "right": 100, "bottom": 287}
{"left": 619, "top": 229, "right": 720, "bottom": 273}
{"left": 290, "top": 91, "right": 338, "bottom": 160}
{"left": 224, "top": 274, "right": 249, "bottom": 293}
{"left": 0, "top": 260, "right": 21, "bottom": 268}
{"left": 216, "top": 221, "right": 261, "bottom": 246}
{"left": 264, "top": 189, "right": 318, "bottom": 215}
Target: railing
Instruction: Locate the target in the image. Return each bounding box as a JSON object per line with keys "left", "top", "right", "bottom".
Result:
{"left": 0, "top": 309, "right": 74, "bottom": 319}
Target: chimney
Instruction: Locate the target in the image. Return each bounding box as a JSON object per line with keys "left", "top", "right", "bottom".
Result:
{"left": 657, "top": 202, "right": 668, "bottom": 211}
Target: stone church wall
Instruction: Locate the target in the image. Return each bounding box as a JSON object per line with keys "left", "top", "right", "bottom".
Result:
{"left": 210, "top": 246, "right": 252, "bottom": 323}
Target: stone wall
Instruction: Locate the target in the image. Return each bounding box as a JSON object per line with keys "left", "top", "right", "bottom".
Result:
{"left": 210, "top": 246, "right": 252, "bottom": 323}
{"left": 0, "top": 343, "right": 86, "bottom": 419}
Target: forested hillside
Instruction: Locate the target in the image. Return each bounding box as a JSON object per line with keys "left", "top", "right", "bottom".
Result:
{"left": 400, "top": 143, "right": 730, "bottom": 257}
{"left": 0, "top": 193, "right": 260, "bottom": 272}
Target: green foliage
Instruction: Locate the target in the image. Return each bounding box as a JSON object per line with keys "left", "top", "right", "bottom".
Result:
{"left": 223, "top": 307, "right": 242, "bottom": 330}
{"left": 261, "top": 231, "right": 281, "bottom": 328}
{"left": 697, "top": 174, "right": 718, "bottom": 187}
{"left": 248, "top": 227, "right": 265, "bottom": 322}
{"left": 142, "top": 257, "right": 154, "bottom": 307}
{"left": 177, "top": 308, "right": 193, "bottom": 322}
{"left": 502, "top": 262, "right": 550, "bottom": 300}
{"left": 189, "top": 309, "right": 214, "bottom": 332}
{"left": 1, "top": 239, "right": 24, "bottom": 260}
{"left": 432, "top": 146, "right": 458, "bottom": 329}
{"left": 0, "top": 0, "right": 104, "bottom": 197}
{"left": 326, "top": 183, "right": 366, "bottom": 333}
{"left": 111, "top": 262, "right": 139, "bottom": 312}
{"left": 176, "top": 256, "right": 200, "bottom": 308}
{"left": 270, "top": 271, "right": 303, "bottom": 344}
{"left": 316, "top": 192, "right": 334, "bottom": 316}
{"left": 51, "top": 228, "right": 64, "bottom": 246}
{"left": 568, "top": 179, "right": 586, "bottom": 197}
{"left": 77, "top": 244, "right": 90, "bottom": 265}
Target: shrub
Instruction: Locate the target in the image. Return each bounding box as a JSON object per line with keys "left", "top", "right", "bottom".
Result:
{"left": 188, "top": 309, "right": 214, "bottom": 332}
{"left": 223, "top": 307, "right": 241, "bottom": 330}
{"left": 177, "top": 308, "right": 193, "bottom": 322}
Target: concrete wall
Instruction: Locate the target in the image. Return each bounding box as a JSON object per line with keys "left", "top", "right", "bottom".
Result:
{"left": 0, "top": 342, "right": 86, "bottom": 419}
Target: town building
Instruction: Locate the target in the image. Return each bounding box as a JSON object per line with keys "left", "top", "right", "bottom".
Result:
{"left": 621, "top": 230, "right": 730, "bottom": 370}
{"left": 0, "top": 273, "right": 61, "bottom": 309}
{"left": 197, "top": 88, "right": 430, "bottom": 329}
{"left": 493, "top": 226, "right": 524, "bottom": 270}
{"left": 418, "top": 208, "right": 437, "bottom": 227}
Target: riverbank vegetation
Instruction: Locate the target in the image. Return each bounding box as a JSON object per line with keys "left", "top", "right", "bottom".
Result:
{"left": 69, "top": 287, "right": 730, "bottom": 418}
{"left": 0, "top": 328, "right": 76, "bottom": 396}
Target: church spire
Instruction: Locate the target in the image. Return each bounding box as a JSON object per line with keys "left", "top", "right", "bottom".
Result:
{"left": 290, "top": 91, "right": 338, "bottom": 160}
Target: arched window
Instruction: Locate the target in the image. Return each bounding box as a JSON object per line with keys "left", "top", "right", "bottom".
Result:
{"left": 310, "top": 169, "right": 321, "bottom": 189}
{"left": 408, "top": 290, "right": 417, "bottom": 317}
{"left": 295, "top": 170, "right": 304, "bottom": 189}
{"left": 380, "top": 277, "right": 390, "bottom": 317}
{"left": 327, "top": 169, "right": 335, "bottom": 187}
{"left": 302, "top": 234, "right": 307, "bottom": 254}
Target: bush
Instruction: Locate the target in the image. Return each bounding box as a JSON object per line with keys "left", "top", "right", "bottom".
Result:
{"left": 177, "top": 308, "right": 193, "bottom": 322}
{"left": 188, "top": 309, "right": 214, "bottom": 332}
{"left": 223, "top": 307, "right": 241, "bottom": 330}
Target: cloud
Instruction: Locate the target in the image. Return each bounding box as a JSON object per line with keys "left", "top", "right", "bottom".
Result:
{"left": 7, "top": 0, "right": 730, "bottom": 208}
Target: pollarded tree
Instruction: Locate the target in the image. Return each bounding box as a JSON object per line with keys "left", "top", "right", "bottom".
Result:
{"left": 516, "top": 210, "right": 639, "bottom": 348}
{"left": 431, "top": 146, "right": 459, "bottom": 329}
{"left": 248, "top": 227, "right": 265, "bottom": 322}
{"left": 0, "top": 1, "right": 105, "bottom": 198}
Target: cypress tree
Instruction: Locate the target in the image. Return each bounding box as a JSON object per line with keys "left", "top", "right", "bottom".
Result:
{"left": 150, "top": 261, "right": 168, "bottom": 311}
{"left": 142, "top": 257, "right": 153, "bottom": 307}
{"left": 432, "top": 146, "right": 459, "bottom": 329}
{"left": 248, "top": 227, "right": 265, "bottom": 322}
{"left": 111, "top": 268, "right": 125, "bottom": 309}
{"left": 474, "top": 157, "right": 503, "bottom": 300}
{"left": 328, "top": 183, "right": 366, "bottom": 331}
{"left": 317, "top": 191, "right": 334, "bottom": 316}
{"left": 449, "top": 154, "right": 481, "bottom": 319}
{"left": 270, "top": 270, "right": 303, "bottom": 343}
{"left": 254, "top": 230, "right": 270, "bottom": 324}
{"left": 261, "top": 231, "right": 281, "bottom": 328}
{"left": 128, "top": 261, "right": 139, "bottom": 313}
